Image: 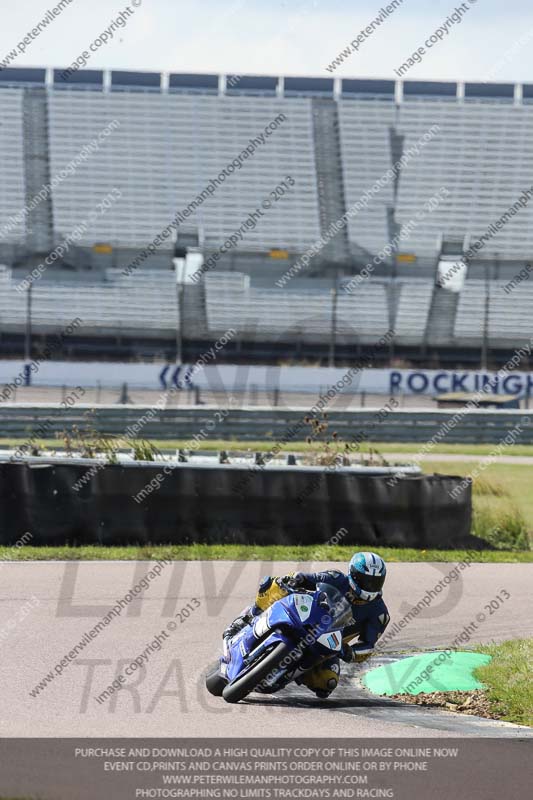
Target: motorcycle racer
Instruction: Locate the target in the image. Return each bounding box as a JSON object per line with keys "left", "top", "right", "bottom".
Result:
{"left": 222, "top": 552, "right": 390, "bottom": 698}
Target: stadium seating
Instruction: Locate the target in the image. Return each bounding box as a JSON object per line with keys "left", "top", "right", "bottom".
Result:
{"left": 48, "top": 92, "right": 320, "bottom": 251}
{"left": 0, "top": 266, "right": 178, "bottom": 336}
{"left": 336, "top": 95, "right": 533, "bottom": 261}
{"left": 0, "top": 89, "right": 26, "bottom": 244}
{"left": 206, "top": 272, "right": 390, "bottom": 343}
{"left": 337, "top": 100, "right": 395, "bottom": 255}
{"left": 394, "top": 280, "right": 434, "bottom": 345}
{"left": 2, "top": 70, "right": 533, "bottom": 356}
{"left": 4, "top": 71, "right": 533, "bottom": 264}
{"left": 1, "top": 258, "right": 530, "bottom": 351}
{"left": 393, "top": 100, "right": 533, "bottom": 259}
{"left": 454, "top": 279, "right": 533, "bottom": 347}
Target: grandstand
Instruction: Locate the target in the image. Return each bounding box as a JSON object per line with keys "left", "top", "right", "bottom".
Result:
{"left": 1, "top": 67, "right": 533, "bottom": 365}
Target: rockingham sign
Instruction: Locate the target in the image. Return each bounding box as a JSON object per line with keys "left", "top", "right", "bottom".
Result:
{"left": 388, "top": 369, "right": 533, "bottom": 396}
{"left": 1, "top": 361, "right": 533, "bottom": 398}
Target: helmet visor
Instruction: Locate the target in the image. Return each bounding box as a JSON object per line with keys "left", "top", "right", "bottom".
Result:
{"left": 351, "top": 570, "right": 385, "bottom": 594}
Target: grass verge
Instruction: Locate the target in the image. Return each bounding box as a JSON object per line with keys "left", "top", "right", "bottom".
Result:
{"left": 423, "top": 460, "right": 532, "bottom": 548}
{"left": 475, "top": 639, "right": 533, "bottom": 727}
{"left": 2, "top": 545, "right": 533, "bottom": 562}
{"left": 5, "top": 437, "right": 533, "bottom": 457}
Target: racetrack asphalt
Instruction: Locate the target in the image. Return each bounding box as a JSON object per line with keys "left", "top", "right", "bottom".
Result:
{"left": 1, "top": 560, "right": 532, "bottom": 738}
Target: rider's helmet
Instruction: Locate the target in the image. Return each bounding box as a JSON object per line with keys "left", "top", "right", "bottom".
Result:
{"left": 348, "top": 552, "right": 386, "bottom": 602}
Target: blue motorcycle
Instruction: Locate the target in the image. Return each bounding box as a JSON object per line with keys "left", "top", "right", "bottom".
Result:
{"left": 206, "top": 582, "right": 353, "bottom": 703}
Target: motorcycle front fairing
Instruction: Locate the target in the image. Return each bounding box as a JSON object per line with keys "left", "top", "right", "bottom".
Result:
{"left": 221, "top": 629, "right": 288, "bottom": 689}
{"left": 221, "top": 597, "right": 298, "bottom": 685}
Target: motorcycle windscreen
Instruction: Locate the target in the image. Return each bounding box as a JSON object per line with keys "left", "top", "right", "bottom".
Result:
{"left": 315, "top": 582, "right": 353, "bottom": 631}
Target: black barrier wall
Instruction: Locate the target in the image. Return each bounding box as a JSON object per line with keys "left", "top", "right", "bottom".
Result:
{"left": 0, "top": 462, "right": 478, "bottom": 549}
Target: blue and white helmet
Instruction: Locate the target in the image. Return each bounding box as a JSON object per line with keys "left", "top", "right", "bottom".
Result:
{"left": 348, "top": 552, "right": 387, "bottom": 602}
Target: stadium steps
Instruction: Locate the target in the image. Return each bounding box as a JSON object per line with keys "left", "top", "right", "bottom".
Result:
{"left": 385, "top": 123, "right": 404, "bottom": 277}
{"left": 424, "top": 286, "right": 460, "bottom": 346}
{"left": 311, "top": 98, "right": 350, "bottom": 264}
{"left": 22, "top": 88, "right": 54, "bottom": 256}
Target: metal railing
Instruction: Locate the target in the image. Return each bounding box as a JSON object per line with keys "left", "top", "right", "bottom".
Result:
{"left": 0, "top": 404, "right": 531, "bottom": 444}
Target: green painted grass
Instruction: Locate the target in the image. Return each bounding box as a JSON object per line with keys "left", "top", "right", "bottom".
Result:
{"left": 2, "top": 544, "right": 532, "bottom": 562}
{"left": 362, "top": 651, "right": 492, "bottom": 696}
{"left": 475, "top": 639, "right": 533, "bottom": 727}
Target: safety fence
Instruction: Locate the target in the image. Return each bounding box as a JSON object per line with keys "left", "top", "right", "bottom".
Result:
{"left": 0, "top": 404, "right": 532, "bottom": 444}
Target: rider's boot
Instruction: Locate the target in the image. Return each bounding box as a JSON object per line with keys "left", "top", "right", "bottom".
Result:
{"left": 299, "top": 659, "right": 340, "bottom": 699}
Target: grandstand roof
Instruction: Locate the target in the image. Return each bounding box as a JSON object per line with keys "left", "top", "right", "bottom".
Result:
{"left": 0, "top": 68, "right": 526, "bottom": 104}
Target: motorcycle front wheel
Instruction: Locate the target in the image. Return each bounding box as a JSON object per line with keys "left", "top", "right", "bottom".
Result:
{"left": 205, "top": 663, "right": 228, "bottom": 696}
{"left": 222, "top": 641, "right": 293, "bottom": 704}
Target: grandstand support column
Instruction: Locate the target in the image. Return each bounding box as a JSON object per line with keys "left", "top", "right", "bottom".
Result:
{"left": 311, "top": 98, "right": 351, "bottom": 265}
{"left": 24, "top": 283, "right": 32, "bottom": 363}
{"left": 385, "top": 208, "right": 401, "bottom": 362}
{"left": 176, "top": 281, "right": 184, "bottom": 365}
{"left": 173, "top": 257, "right": 186, "bottom": 365}
{"left": 22, "top": 88, "right": 54, "bottom": 256}
{"left": 329, "top": 271, "right": 339, "bottom": 367}
{"left": 481, "top": 261, "right": 492, "bottom": 370}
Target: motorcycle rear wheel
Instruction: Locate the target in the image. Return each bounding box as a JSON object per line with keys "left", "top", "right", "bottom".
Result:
{"left": 222, "top": 641, "right": 293, "bottom": 704}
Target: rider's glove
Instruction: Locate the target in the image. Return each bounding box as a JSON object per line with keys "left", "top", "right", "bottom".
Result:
{"left": 280, "top": 572, "right": 306, "bottom": 589}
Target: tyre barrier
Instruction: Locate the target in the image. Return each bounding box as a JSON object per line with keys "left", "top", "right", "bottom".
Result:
{"left": 0, "top": 459, "right": 479, "bottom": 549}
